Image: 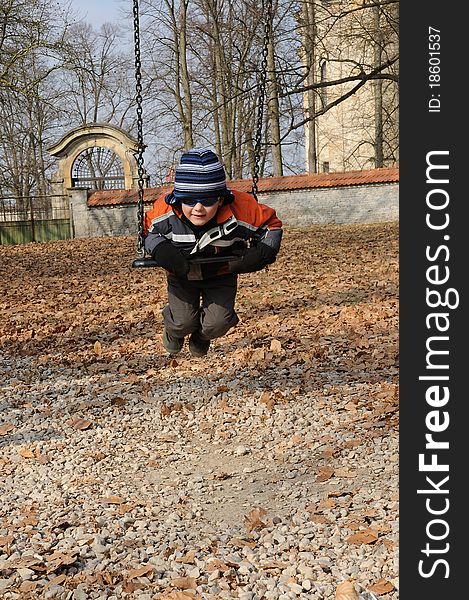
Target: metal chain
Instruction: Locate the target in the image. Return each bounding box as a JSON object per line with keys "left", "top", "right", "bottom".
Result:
{"left": 132, "top": 0, "right": 146, "bottom": 257}
{"left": 252, "top": 0, "right": 274, "bottom": 201}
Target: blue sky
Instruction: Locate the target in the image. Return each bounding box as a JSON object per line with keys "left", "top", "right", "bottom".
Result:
{"left": 64, "top": 0, "right": 130, "bottom": 28}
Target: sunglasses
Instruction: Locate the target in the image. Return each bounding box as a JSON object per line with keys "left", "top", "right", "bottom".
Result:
{"left": 180, "top": 197, "right": 221, "bottom": 207}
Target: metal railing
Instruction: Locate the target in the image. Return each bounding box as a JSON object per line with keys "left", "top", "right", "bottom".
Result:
{"left": 0, "top": 195, "right": 71, "bottom": 245}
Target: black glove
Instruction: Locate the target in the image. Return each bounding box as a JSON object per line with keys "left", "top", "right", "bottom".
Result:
{"left": 151, "top": 240, "right": 189, "bottom": 278}
{"left": 229, "top": 243, "right": 277, "bottom": 274}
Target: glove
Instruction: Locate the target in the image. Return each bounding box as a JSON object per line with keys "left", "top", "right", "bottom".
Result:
{"left": 151, "top": 240, "right": 189, "bottom": 278}
{"left": 229, "top": 243, "right": 277, "bottom": 274}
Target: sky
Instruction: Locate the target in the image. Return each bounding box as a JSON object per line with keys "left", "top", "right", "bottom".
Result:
{"left": 62, "top": 0, "right": 130, "bottom": 29}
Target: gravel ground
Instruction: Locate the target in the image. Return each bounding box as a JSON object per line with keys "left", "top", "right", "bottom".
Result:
{"left": 0, "top": 224, "right": 399, "bottom": 600}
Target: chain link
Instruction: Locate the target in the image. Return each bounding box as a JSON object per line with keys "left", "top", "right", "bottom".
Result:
{"left": 132, "top": 0, "right": 146, "bottom": 257}
{"left": 252, "top": 0, "right": 274, "bottom": 201}
{"left": 132, "top": 0, "right": 271, "bottom": 224}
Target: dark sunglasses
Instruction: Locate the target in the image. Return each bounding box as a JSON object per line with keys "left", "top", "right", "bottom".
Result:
{"left": 180, "top": 197, "right": 221, "bottom": 207}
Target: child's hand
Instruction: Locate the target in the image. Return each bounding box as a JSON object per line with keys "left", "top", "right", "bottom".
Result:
{"left": 229, "top": 243, "right": 276, "bottom": 274}
{"left": 151, "top": 240, "right": 190, "bottom": 278}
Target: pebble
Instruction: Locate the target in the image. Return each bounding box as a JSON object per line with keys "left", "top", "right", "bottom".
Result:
{"left": 0, "top": 339, "right": 398, "bottom": 600}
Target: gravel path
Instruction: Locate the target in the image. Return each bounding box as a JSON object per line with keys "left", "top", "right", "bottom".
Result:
{"left": 0, "top": 224, "right": 399, "bottom": 600}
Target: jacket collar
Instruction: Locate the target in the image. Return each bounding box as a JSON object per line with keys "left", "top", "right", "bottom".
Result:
{"left": 172, "top": 202, "right": 238, "bottom": 254}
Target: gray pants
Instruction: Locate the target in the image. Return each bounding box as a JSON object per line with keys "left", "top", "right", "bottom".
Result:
{"left": 163, "top": 274, "right": 239, "bottom": 341}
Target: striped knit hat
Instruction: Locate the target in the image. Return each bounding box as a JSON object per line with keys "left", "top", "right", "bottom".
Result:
{"left": 165, "top": 147, "right": 233, "bottom": 205}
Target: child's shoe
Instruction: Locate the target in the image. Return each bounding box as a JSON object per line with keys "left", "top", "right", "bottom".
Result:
{"left": 188, "top": 332, "right": 210, "bottom": 357}
{"left": 162, "top": 328, "right": 184, "bottom": 354}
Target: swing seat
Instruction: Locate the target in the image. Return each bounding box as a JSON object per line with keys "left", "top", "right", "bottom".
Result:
{"left": 132, "top": 255, "right": 238, "bottom": 269}
{"left": 130, "top": 0, "right": 271, "bottom": 264}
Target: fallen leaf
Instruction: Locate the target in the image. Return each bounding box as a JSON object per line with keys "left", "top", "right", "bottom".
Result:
{"left": 19, "top": 581, "right": 38, "bottom": 592}
{"left": 0, "top": 423, "right": 14, "bottom": 436}
{"left": 118, "top": 503, "right": 136, "bottom": 514}
{"left": 46, "top": 552, "right": 77, "bottom": 572}
{"left": 259, "top": 391, "right": 275, "bottom": 410}
{"left": 346, "top": 529, "right": 379, "bottom": 545}
{"left": 45, "top": 573, "right": 67, "bottom": 587}
{"left": 111, "top": 397, "right": 127, "bottom": 406}
{"left": 176, "top": 549, "right": 197, "bottom": 564}
{"left": 102, "top": 495, "right": 125, "bottom": 504}
{"left": 369, "top": 579, "right": 395, "bottom": 594}
{"left": 335, "top": 580, "right": 360, "bottom": 600}
{"left": 206, "top": 559, "right": 230, "bottom": 572}
{"left": 210, "top": 471, "right": 232, "bottom": 480}
{"left": 67, "top": 417, "right": 92, "bottom": 430}
{"left": 0, "top": 535, "right": 14, "bottom": 546}
{"left": 316, "top": 467, "right": 334, "bottom": 482}
{"left": 229, "top": 537, "right": 257, "bottom": 549}
{"left": 270, "top": 339, "right": 282, "bottom": 353}
{"left": 160, "top": 592, "right": 200, "bottom": 600}
{"left": 244, "top": 507, "right": 267, "bottom": 532}
{"left": 334, "top": 468, "right": 357, "bottom": 478}
{"left": 171, "top": 576, "right": 197, "bottom": 590}
{"left": 19, "top": 448, "right": 35, "bottom": 458}
{"left": 94, "top": 340, "right": 102, "bottom": 356}
{"left": 128, "top": 565, "right": 154, "bottom": 579}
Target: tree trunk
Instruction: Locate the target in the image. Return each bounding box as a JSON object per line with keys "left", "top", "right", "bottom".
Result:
{"left": 373, "top": 4, "right": 384, "bottom": 168}
{"left": 301, "top": 0, "right": 317, "bottom": 173}
{"left": 267, "top": 22, "right": 283, "bottom": 176}
{"left": 178, "top": 0, "right": 194, "bottom": 149}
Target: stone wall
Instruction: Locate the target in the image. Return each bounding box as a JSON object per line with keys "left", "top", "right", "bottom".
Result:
{"left": 68, "top": 181, "right": 399, "bottom": 239}
{"left": 259, "top": 183, "right": 399, "bottom": 227}
{"left": 69, "top": 189, "right": 137, "bottom": 238}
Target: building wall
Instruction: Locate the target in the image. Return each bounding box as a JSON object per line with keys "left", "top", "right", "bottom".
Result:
{"left": 69, "top": 181, "right": 398, "bottom": 239}
{"left": 304, "top": 1, "right": 399, "bottom": 173}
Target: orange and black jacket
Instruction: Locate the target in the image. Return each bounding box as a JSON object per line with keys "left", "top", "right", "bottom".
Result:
{"left": 144, "top": 189, "right": 283, "bottom": 279}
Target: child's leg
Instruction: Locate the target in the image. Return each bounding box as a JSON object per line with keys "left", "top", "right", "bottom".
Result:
{"left": 163, "top": 276, "right": 201, "bottom": 339}
{"left": 198, "top": 274, "right": 239, "bottom": 340}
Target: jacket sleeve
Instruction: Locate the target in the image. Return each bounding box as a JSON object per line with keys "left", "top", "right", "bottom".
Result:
{"left": 143, "top": 195, "right": 173, "bottom": 255}
{"left": 232, "top": 192, "right": 283, "bottom": 254}
{"left": 255, "top": 202, "right": 283, "bottom": 254}
{"left": 143, "top": 195, "right": 169, "bottom": 234}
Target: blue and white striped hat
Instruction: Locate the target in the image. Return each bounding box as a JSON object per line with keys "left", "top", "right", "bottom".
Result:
{"left": 165, "top": 147, "right": 233, "bottom": 205}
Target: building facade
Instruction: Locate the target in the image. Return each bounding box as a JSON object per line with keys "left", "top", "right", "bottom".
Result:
{"left": 302, "top": 0, "right": 399, "bottom": 173}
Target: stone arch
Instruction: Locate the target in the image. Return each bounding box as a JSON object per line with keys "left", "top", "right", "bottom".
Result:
{"left": 47, "top": 123, "right": 146, "bottom": 192}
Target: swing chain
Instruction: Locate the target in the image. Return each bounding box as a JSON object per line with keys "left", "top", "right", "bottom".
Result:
{"left": 132, "top": 0, "right": 146, "bottom": 257}
{"left": 252, "top": 0, "right": 273, "bottom": 201}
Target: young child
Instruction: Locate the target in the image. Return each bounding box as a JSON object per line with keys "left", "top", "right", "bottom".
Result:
{"left": 144, "top": 147, "right": 283, "bottom": 357}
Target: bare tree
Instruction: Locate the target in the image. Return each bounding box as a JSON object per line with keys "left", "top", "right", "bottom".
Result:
{"left": 266, "top": 3, "right": 283, "bottom": 176}
{"left": 285, "top": 0, "right": 398, "bottom": 171}
{"left": 0, "top": 0, "right": 71, "bottom": 200}
{"left": 0, "top": 0, "right": 70, "bottom": 94}
{"left": 60, "top": 22, "right": 135, "bottom": 126}
{"left": 0, "top": 0, "right": 399, "bottom": 201}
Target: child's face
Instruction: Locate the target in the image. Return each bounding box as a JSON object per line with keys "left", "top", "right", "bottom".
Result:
{"left": 181, "top": 199, "right": 222, "bottom": 226}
